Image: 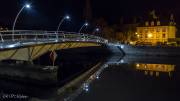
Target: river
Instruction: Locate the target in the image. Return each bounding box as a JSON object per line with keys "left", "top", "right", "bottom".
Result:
{"left": 0, "top": 52, "right": 180, "bottom": 101}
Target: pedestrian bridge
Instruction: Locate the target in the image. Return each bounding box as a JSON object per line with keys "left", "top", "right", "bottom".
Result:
{"left": 0, "top": 30, "right": 112, "bottom": 62}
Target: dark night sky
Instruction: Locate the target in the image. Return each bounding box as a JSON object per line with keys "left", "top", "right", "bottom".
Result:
{"left": 0, "top": 0, "right": 180, "bottom": 31}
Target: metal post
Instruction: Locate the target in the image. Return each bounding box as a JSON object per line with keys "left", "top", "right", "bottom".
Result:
{"left": 56, "top": 17, "right": 65, "bottom": 40}
{"left": 78, "top": 24, "right": 85, "bottom": 33}
{"left": 0, "top": 33, "right": 4, "bottom": 42}
{"left": 12, "top": 6, "right": 26, "bottom": 41}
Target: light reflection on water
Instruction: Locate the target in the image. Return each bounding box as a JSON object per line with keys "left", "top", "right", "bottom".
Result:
{"left": 73, "top": 55, "right": 180, "bottom": 101}
{"left": 1, "top": 55, "right": 180, "bottom": 101}
{"left": 135, "top": 63, "right": 175, "bottom": 77}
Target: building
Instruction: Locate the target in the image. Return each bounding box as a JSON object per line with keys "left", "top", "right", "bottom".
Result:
{"left": 136, "top": 14, "right": 176, "bottom": 45}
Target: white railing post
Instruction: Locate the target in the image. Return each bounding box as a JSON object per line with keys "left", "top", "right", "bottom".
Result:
{"left": 0, "top": 33, "right": 4, "bottom": 42}
{"left": 55, "top": 32, "right": 58, "bottom": 40}
{"left": 35, "top": 32, "right": 37, "bottom": 40}
{"left": 20, "top": 31, "right": 23, "bottom": 40}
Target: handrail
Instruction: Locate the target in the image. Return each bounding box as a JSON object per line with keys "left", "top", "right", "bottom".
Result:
{"left": 0, "top": 30, "right": 108, "bottom": 44}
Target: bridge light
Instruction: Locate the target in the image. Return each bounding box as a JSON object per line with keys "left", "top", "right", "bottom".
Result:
{"left": 120, "top": 59, "right": 124, "bottom": 63}
{"left": 78, "top": 22, "right": 89, "bottom": 33}
{"left": 120, "top": 45, "right": 124, "bottom": 49}
{"left": 7, "top": 44, "right": 16, "bottom": 48}
{"left": 12, "top": 3, "right": 32, "bottom": 41}
{"left": 25, "top": 4, "right": 31, "bottom": 8}
{"left": 56, "top": 15, "right": 71, "bottom": 39}
{"left": 85, "top": 22, "right": 88, "bottom": 26}
{"left": 96, "top": 75, "right": 100, "bottom": 79}
{"left": 95, "top": 28, "right": 100, "bottom": 32}
{"left": 65, "top": 15, "right": 70, "bottom": 20}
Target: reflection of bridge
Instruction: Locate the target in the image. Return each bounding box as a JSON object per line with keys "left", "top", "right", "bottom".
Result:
{"left": 0, "top": 30, "right": 118, "bottom": 62}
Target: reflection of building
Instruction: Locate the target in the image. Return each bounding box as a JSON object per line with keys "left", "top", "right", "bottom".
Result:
{"left": 136, "top": 13, "right": 176, "bottom": 45}
{"left": 135, "top": 63, "right": 175, "bottom": 77}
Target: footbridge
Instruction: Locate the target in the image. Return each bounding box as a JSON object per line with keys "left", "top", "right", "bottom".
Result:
{"left": 0, "top": 30, "right": 118, "bottom": 62}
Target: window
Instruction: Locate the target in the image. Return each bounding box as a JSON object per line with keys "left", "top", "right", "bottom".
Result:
{"left": 144, "top": 29, "right": 148, "bottom": 33}
{"left": 150, "top": 29, "right": 154, "bottom": 33}
{"left": 156, "top": 34, "right": 159, "bottom": 38}
{"left": 145, "top": 34, "right": 148, "bottom": 38}
{"left": 156, "top": 28, "right": 160, "bottom": 32}
{"left": 162, "top": 34, "right": 166, "bottom": 38}
{"left": 162, "top": 28, "right": 166, "bottom": 32}
{"left": 139, "top": 29, "right": 143, "bottom": 33}
{"left": 140, "top": 34, "right": 142, "bottom": 38}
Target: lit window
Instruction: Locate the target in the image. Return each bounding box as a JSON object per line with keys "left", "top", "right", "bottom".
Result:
{"left": 162, "top": 34, "right": 166, "bottom": 38}
{"left": 139, "top": 29, "right": 143, "bottom": 33}
{"left": 162, "top": 28, "right": 166, "bottom": 32}
{"left": 144, "top": 29, "right": 148, "bottom": 33}
{"left": 145, "top": 34, "right": 148, "bottom": 38}
{"left": 156, "top": 28, "right": 160, "bottom": 32}
{"left": 156, "top": 34, "right": 159, "bottom": 38}
{"left": 150, "top": 29, "right": 154, "bottom": 32}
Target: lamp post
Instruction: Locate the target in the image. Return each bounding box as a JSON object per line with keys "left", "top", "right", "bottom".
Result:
{"left": 56, "top": 15, "right": 70, "bottom": 39}
{"left": 12, "top": 3, "right": 31, "bottom": 41}
{"left": 78, "top": 22, "right": 88, "bottom": 33}
{"left": 56, "top": 15, "right": 70, "bottom": 33}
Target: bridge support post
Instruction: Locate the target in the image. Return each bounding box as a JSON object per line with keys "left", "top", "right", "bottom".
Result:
{"left": 28, "top": 47, "right": 34, "bottom": 65}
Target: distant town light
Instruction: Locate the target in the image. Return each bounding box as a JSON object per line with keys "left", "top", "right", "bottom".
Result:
{"left": 136, "top": 64, "right": 140, "bottom": 67}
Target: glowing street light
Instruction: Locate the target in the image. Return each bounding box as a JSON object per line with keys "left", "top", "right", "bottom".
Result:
{"left": 56, "top": 15, "right": 70, "bottom": 33}
{"left": 56, "top": 15, "right": 70, "bottom": 39}
{"left": 78, "top": 22, "right": 88, "bottom": 33}
{"left": 12, "top": 3, "right": 31, "bottom": 41}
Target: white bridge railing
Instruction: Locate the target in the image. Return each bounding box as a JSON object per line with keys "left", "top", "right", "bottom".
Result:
{"left": 0, "top": 30, "right": 108, "bottom": 49}
{"left": 0, "top": 30, "right": 108, "bottom": 43}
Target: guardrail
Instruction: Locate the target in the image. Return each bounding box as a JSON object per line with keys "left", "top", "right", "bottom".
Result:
{"left": 0, "top": 30, "right": 108, "bottom": 44}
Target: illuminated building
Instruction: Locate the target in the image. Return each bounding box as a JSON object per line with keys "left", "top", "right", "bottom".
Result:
{"left": 136, "top": 13, "right": 176, "bottom": 45}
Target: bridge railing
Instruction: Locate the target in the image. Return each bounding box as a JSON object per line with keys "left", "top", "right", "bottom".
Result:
{"left": 0, "top": 30, "right": 108, "bottom": 44}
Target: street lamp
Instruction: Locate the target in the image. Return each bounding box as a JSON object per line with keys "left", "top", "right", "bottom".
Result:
{"left": 56, "top": 15, "right": 70, "bottom": 40}
{"left": 12, "top": 3, "right": 31, "bottom": 41}
{"left": 78, "top": 22, "right": 88, "bottom": 33}
{"left": 56, "top": 15, "right": 70, "bottom": 33}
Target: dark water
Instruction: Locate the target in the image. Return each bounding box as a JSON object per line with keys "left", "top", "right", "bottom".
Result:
{"left": 74, "top": 55, "right": 180, "bottom": 101}
{"left": 1, "top": 50, "right": 180, "bottom": 101}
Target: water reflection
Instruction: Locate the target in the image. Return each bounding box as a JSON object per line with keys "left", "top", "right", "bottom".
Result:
{"left": 135, "top": 63, "right": 175, "bottom": 77}
{"left": 74, "top": 55, "right": 180, "bottom": 101}
{"left": 1, "top": 54, "right": 180, "bottom": 101}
